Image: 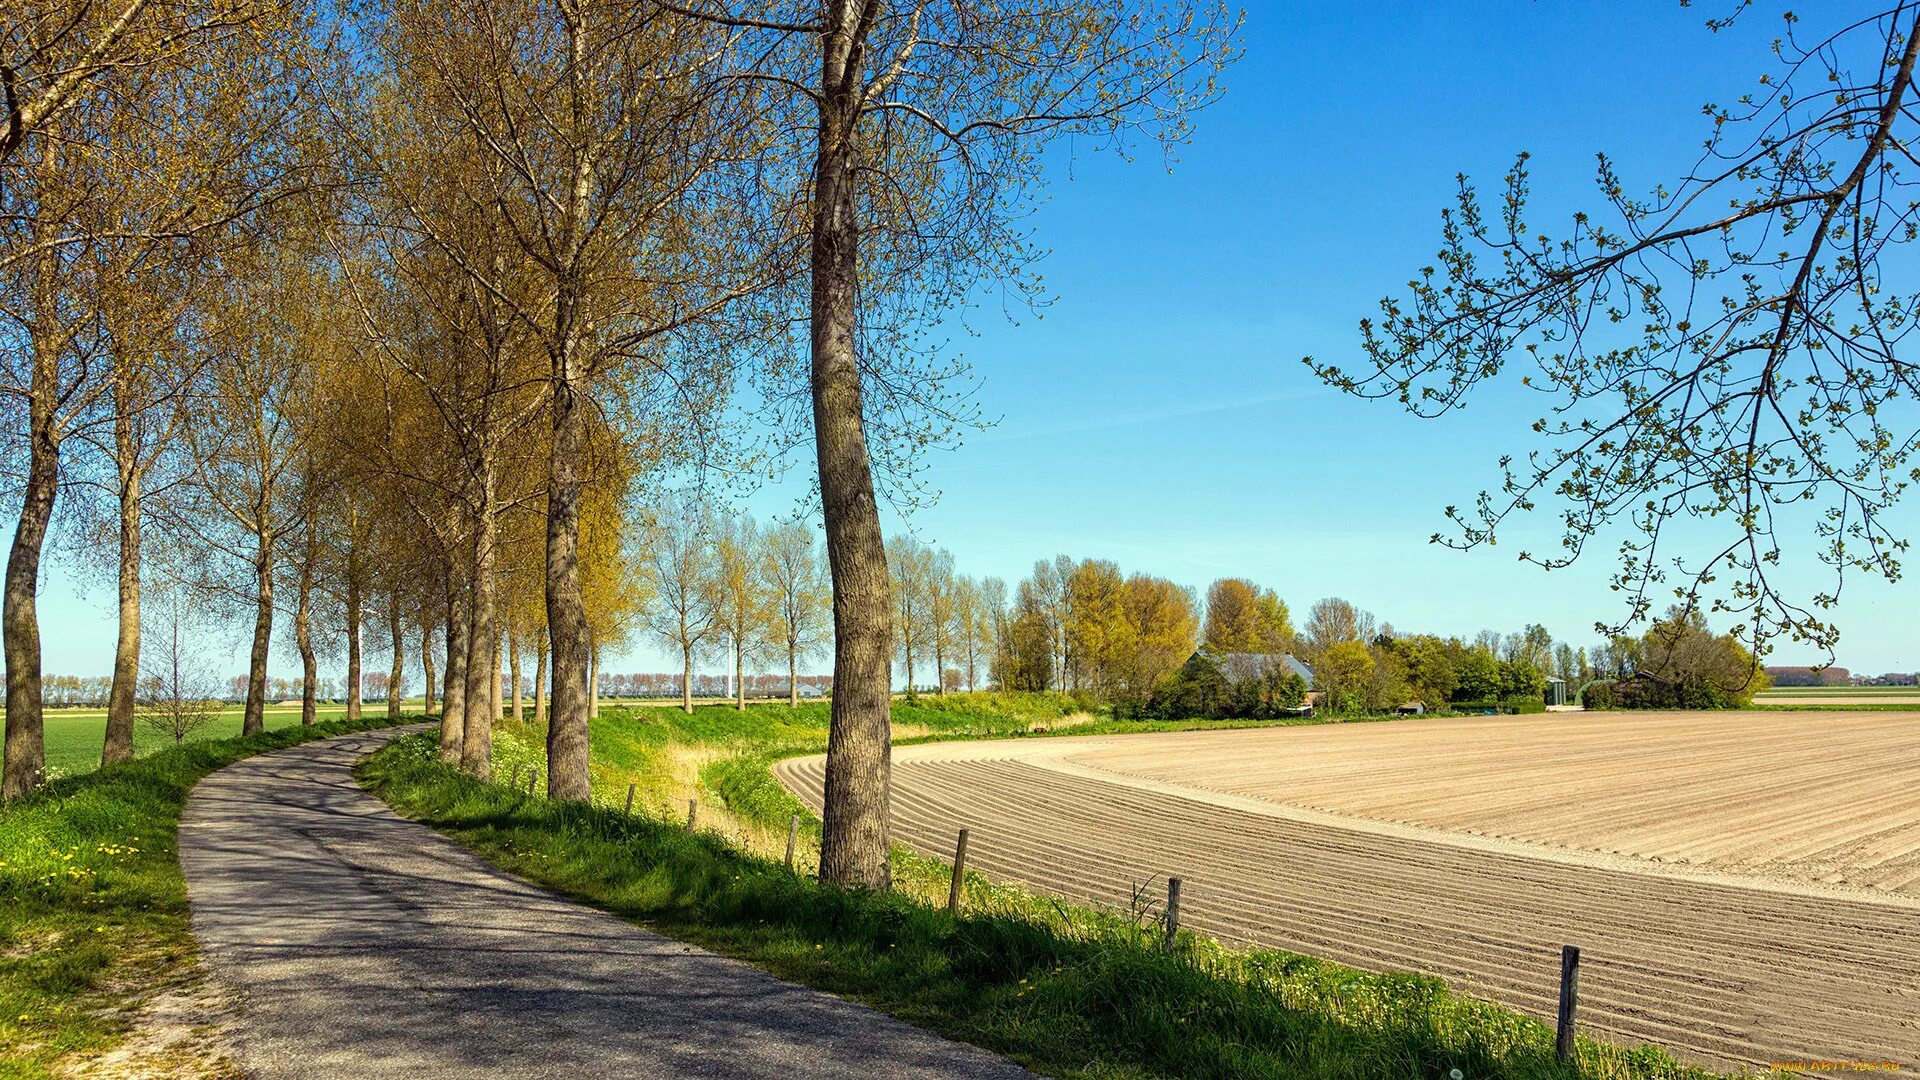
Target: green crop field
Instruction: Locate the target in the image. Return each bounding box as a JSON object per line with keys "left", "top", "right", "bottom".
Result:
{"left": 28, "top": 703, "right": 416, "bottom": 779}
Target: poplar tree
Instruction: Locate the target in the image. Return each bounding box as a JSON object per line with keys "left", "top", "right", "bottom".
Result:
{"left": 356, "top": 0, "right": 777, "bottom": 797}
{"left": 663, "top": 0, "right": 1239, "bottom": 887}
{"left": 760, "top": 520, "right": 830, "bottom": 706}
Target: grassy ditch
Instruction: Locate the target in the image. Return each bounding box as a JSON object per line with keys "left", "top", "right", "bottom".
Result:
{"left": 360, "top": 698, "right": 1735, "bottom": 1080}
{"left": 0, "top": 716, "right": 410, "bottom": 1079}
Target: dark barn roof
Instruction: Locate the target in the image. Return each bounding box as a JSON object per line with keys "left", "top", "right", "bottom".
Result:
{"left": 1209, "top": 651, "right": 1314, "bottom": 685}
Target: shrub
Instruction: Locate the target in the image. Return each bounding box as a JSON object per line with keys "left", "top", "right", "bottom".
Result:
{"left": 1454, "top": 651, "right": 1502, "bottom": 701}
{"left": 1499, "top": 659, "right": 1549, "bottom": 700}
{"left": 1134, "top": 653, "right": 1307, "bottom": 721}
{"left": 1581, "top": 681, "right": 1619, "bottom": 710}
{"left": 1581, "top": 673, "right": 1761, "bottom": 711}
{"left": 1443, "top": 697, "right": 1545, "bottom": 715}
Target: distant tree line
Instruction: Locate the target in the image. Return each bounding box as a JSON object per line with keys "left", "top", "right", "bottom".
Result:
{"left": 1759, "top": 666, "right": 1919, "bottom": 687}
{"left": 1764, "top": 667, "right": 1855, "bottom": 687}
{"left": 593, "top": 672, "right": 833, "bottom": 700}
{"left": 852, "top": 546, "right": 1772, "bottom": 717}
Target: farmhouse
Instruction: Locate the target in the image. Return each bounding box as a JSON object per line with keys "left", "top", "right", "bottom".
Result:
{"left": 1181, "top": 650, "right": 1319, "bottom": 709}
{"left": 1210, "top": 651, "right": 1314, "bottom": 687}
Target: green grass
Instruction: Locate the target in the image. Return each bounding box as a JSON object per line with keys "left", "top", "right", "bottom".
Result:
{"left": 32, "top": 702, "right": 431, "bottom": 778}
{"left": 0, "top": 715, "right": 411, "bottom": 1079}
{"left": 360, "top": 697, "right": 1742, "bottom": 1080}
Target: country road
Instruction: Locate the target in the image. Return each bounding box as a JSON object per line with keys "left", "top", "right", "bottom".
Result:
{"left": 776, "top": 723, "right": 1920, "bottom": 1077}
{"left": 179, "top": 728, "right": 1028, "bottom": 1080}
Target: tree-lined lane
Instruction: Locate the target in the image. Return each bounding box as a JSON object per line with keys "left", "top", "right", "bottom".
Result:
{"left": 182, "top": 728, "right": 1029, "bottom": 1079}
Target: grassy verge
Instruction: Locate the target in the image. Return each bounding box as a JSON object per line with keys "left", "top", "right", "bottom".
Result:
{"left": 0, "top": 715, "right": 410, "bottom": 1079}
{"left": 361, "top": 698, "right": 1736, "bottom": 1080}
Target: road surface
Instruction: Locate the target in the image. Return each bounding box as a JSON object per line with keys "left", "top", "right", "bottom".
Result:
{"left": 180, "top": 727, "right": 1028, "bottom": 1080}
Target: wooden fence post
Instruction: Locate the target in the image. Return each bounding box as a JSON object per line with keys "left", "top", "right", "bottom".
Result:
{"left": 509, "top": 763, "right": 521, "bottom": 790}
{"left": 623, "top": 783, "right": 635, "bottom": 814}
{"left": 687, "top": 799, "right": 697, "bottom": 829}
{"left": 947, "top": 828, "right": 971, "bottom": 911}
{"left": 1556, "top": 944, "right": 1581, "bottom": 1063}
{"left": 526, "top": 771, "right": 536, "bottom": 797}
{"left": 785, "top": 814, "right": 799, "bottom": 872}
{"left": 1163, "top": 877, "right": 1182, "bottom": 953}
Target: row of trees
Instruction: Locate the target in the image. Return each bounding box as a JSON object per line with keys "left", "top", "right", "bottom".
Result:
{"left": 3, "top": 0, "right": 1241, "bottom": 895}
{"left": 1764, "top": 667, "right": 1855, "bottom": 687}
{"left": 639, "top": 498, "right": 831, "bottom": 711}
{"left": 596, "top": 672, "right": 833, "bottom": 699}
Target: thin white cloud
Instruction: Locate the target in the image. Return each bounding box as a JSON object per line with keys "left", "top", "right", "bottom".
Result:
{"left": 978, "top": 386, "right": 1328, "bottom": 443}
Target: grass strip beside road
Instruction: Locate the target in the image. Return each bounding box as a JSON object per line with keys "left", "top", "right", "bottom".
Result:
{"left": 0, "top": 716, "right": 412, "bottom": 1080}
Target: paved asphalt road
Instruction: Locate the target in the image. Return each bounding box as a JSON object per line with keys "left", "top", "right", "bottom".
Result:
{"left": 179, "top": 727, "right": 1028, "bottom": 1079}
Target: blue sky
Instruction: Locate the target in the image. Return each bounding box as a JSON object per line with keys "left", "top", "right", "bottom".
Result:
{"left": 30, "top": 2, "right": 1918, "bottom": 677}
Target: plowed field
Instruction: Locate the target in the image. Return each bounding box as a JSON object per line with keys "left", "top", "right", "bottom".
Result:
{"left": 776, "top": 710, "right": 1920, "bottom": 1075}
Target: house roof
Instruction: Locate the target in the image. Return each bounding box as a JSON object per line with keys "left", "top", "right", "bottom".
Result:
{"left": 1209, "top": 651, "right": 1314, "bottom": 684}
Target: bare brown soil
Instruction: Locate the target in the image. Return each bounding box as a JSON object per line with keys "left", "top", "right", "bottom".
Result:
{"left": 776, "top": 710, "right": 1920, "bottom": 1076}
{"left": 1060, "top": 710, "right": 1920, "bottom": 895}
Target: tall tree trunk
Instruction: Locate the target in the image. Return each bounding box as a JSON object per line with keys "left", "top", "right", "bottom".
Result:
{"left": 295, "top": 554, "right": 317, "bottom": 726}
{"left": 790, "top": 643, "right": 799, "bottom": 709}
{"left": 103, "top": 412, "right": 141, "bottom": 765}
{"left": 2, "top": 393, "right": 58, "bottom": 799}
{"left": 461, "top": 497, "right": 497, "bottom": 778}
{"left": 812, "top": 50, "right": 895, "bottom": 889}
{"left": 4, "top": 162, "right": 61, "bottom": 800}
{"left": 681, "top": 644, "right": 694, "bottom": 714}
{"left": 533, "top": 645, "right": 547, "bottom": 724}
{"left": 541, "top": 6, "right": 601, "bottom": 802}
{"left": 509, "top": 625, "right": 523, "bottom": 722}
{"left": 388, "top": 601, "right": 404, "bottom": 720}
{"left": 544, "top": 377, "right": 591, "bottom": 800}
{"left": 440, "top": 573, "right": 468, "bottom": 763}
{"left": 345, "top": 571, "right": 363, "bottom": 723}
{"left": 242, "top": 533, "right": 273, "bottom": 736}
{"left": 420, "top": 619, "right": 437, "bottom": 716}
{"left": 735, "top": 633, "right": 746, "bottom": 711}
{"left": 488, "top": 625, "right": 501, "bottom": 722}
